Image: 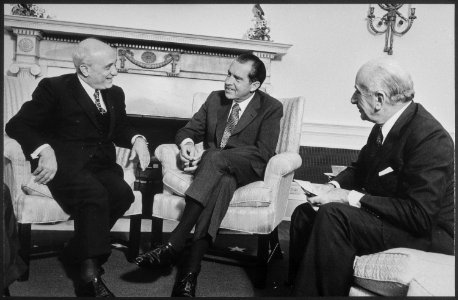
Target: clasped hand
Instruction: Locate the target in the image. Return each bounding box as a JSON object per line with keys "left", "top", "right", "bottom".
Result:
{"left": 179, "top": 143, "right": 203, "bottom": 173}
{"left": 307, "top": 183, "right": 350, "bottom": 206}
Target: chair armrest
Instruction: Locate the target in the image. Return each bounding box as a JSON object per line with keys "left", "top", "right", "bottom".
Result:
{"left": 154, "top": 144, "right": 181, "bottom": 173}
{"left": 115, "top": 146, "right": 138, "bottom": 189}
{"left": 3, "top": 136, "right": 32, "bottom": 208}
{"left": 264, "top": 152, "right": 302, "bottom": 184}
{"left": 263, "top": 152, "right": 302, "bottom": 226}
{"left": 4, "top": 136, "right": 27, "bottom": 162}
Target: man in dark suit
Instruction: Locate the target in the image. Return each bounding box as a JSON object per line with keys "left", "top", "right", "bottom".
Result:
{"left": 289, "top": 57, "right": 454, "bottom": 296}
{"left": 135, "top": 53, "right": 283, "bottom": 297}
{"left": 5, "top": 38, "right": 150, "bottom": 297}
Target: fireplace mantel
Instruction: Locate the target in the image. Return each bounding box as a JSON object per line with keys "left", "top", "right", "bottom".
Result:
{"left": 4, "top": 15, "right": 292, "bottom": 118}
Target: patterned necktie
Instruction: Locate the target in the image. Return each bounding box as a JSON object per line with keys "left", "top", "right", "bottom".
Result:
{"left": 375, "top": 124, "right": 383, "bottom": 147}
{"left": 93, "top": 90, "right": 107, "bottom": 114}
{"left": 220, "top": 103, "right": 241, "bottom": 148}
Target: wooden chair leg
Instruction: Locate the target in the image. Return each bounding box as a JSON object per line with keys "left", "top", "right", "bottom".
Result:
{"left": 127, "top": 215, "right": 142, "bottom": 261}
{"left": 17, "top": 223, "right": 31, "bottom": 281}
{"left": 269, "top": 227, "right": 283, "bottom": 259}
{"left": 255, "top": 234, "right": 269, "bottom": 288}
{"left": 150, "top": 216, "right": 163, "bottom": 248}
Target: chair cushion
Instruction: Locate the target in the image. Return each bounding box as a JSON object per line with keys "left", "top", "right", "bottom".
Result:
{"left": 163, "top": 169, "right": 194, "bottom": 197}
{"left": 229, "top": 181, "right": 271, "bottom": 207}
{"left": 353, "top": 248, "right": 455, "bottom": 296}
{"left": 162, "top": 169, "right": 271, "bottom": 207}
{"left": 21, "top": 176, "right": 53, "bottom": 198}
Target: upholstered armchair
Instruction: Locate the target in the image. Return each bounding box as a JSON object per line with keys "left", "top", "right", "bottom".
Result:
{"left": 150, "top": 92, "right": 305, "bottom": 287}
{"left": 3, "top": 76, "right": 143, "bottom": 280}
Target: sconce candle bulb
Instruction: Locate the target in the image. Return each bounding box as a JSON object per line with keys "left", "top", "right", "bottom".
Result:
{"left": 367, "top": 4, "right": 416, "bottom": 55}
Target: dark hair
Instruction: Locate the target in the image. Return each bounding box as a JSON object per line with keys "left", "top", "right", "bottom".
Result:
{"left": 236, "top": 53, "right": 266, "bottom": 87}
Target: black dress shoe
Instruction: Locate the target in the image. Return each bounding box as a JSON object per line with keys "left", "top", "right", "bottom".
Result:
{"left": 135, "top": 242, "right": 177, "bottom": 269}
{"left": 171, "top": 272, "right": 198, "bottom": 297}
{"left": 75, "top": 276, "right": 115, "bottom": 297}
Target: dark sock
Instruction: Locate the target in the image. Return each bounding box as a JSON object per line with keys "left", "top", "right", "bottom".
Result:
{"left": 168, "top": 197, "right": 204, "bottom": 251}
{"left": 182, "top": 237, "right": 210, "bottom": 274}
{"left": 80, "top": 258, "right": 99, "bottom": 282}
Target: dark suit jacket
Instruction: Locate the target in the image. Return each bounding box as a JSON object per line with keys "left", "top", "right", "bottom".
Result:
{"left": 5, "top": 73, "right": 137, "bottom": 186}
{"left": 334, "top": 102, "right": 454, "bottom": 250}
{"left": 175, "top": 90, "right": 283, "bottom": 177}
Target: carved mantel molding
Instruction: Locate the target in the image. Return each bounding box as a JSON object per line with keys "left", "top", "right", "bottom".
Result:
{"left": 4, "top": 15, "right": 291, "bottom": 82}
{"left": 4, "top": 15, "right": 292, "bottom": 118}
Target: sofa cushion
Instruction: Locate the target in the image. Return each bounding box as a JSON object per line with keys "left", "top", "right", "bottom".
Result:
{"left": 353, "top": 248, "right": 455, "bottom": 296}
{"left": 162, "top": 169, "right": 271, "bottom": 207}
{"left": 21, "top": 176, "right": 53, "bottom": 198}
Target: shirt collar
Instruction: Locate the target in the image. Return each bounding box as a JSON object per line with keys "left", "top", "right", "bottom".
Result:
{"left": 77, "top": 74, "right": 97, "bottom": 99}
{"left": 231, "top": 92, "right": 256, "bottom": 116}
{"left": 380, "top": 101, "right": 412, "bottom": 143}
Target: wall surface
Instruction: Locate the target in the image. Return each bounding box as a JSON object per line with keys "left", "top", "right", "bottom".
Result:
{"left": 3, "top": 4, "right": 454, "bottom": 149}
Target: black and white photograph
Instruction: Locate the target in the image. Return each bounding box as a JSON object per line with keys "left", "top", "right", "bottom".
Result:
{"left": 2, "top": 3, "right": 455, "bottom": 298}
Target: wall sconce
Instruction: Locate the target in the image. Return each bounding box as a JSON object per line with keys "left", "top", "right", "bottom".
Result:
{"left": 367, "top": 4, "right": 416, "bottom": 55}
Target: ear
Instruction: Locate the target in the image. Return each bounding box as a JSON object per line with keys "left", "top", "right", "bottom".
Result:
{"left": 249, "top": 81, "right": 261, "bottom": 92}
{"left": 79, "top": 64, "right": 89, "bottom": 77}
{"left": 374, "top": 92, "right": 385, "bottom": 111}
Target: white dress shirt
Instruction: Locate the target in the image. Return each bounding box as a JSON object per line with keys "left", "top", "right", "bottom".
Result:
{"left": 180, "top": 92, "right": 256, "bottom": 147}
{"left": 31, "top": 75, "right": 145, "bottom": 159}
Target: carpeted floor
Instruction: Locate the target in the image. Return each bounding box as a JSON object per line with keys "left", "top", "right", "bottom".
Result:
{"left": 8, "top": 219, "right": 293, "bottom": 298}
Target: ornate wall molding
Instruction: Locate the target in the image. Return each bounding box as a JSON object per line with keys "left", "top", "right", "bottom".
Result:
{"left": 4, "top": 15, "right": 291, "bottom": 84}
{"left": 4, "top": 15, "right": 291, "bottom": 58}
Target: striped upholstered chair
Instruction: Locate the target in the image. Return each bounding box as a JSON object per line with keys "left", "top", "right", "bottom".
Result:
{"left": 3, "top": 75, "right": 143, "bottom": 280}
{"left": 150, "top": 92, "right": 305, "bottom": 287}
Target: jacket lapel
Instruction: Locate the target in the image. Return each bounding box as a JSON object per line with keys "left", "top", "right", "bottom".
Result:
{"left": 231, "top": 92, "right": 260, "bottom": 135}
{"left": 101, "top": 89, "right": 116, "bottom": 138}
{"left": 215, "top": 97, "right": 232, "bottom": 146}
{"left": 69, "top": 74, "right": 101, "bottom": 130}
{"left": 375, "top": 102, "right": 418, "bottom": 166}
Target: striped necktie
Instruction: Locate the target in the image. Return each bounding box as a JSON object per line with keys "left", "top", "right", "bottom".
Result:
{"left": 220, "top": 103, "right": 241, "bottom": 149}
{"left": 94, "top": 90, "right": 107, "bottom": 114}
{"left": 375, "top": 124, "right": 383, "bottom": 147}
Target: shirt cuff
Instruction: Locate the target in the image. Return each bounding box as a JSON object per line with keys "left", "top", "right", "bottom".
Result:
{"left": 180, "top": 138, "right": 194, "bottom": 148}
{"left": 31, "top": 144, "right": 50, "bottom": 159}
{"left": 131, "top": 135, "right": 148, "bottom": 145}
{"left": 347, "top": 190, "right": 364, "bottom": 208}
{"left": 329, "top": 180, "right": 340, "bottom": 189}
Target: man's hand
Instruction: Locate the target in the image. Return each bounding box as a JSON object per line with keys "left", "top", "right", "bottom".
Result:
{"left": 179, "top": 143, "right": 203, "bottom": 173}
{"left": 130, "top": 137, "right": 150, "bottom": 171}
{"left": 33, "top": 146, "right": 58, "bottom": 185}
{"left": 309, "top": 188, "right": 350, "bottom": 206}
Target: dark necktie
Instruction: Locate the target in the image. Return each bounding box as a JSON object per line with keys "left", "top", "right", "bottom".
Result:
{"left": 375, "top": 124, "right": 383, "bottom": 147}
{"left": 220, "top": 103, "right": 241, "bottom": 148}
{"left": 94, "top": 90, "right": 107, "bottom": 114}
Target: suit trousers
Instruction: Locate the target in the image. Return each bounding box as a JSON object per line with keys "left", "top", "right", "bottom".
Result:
{"left": 185, "top": 149, "right": 261, "bottom": 241}
{"left": 47, "top": 157, "right": 134, "bottom": 264}
{"left": 290, "top": 202, "right": 437, "bottom": 296}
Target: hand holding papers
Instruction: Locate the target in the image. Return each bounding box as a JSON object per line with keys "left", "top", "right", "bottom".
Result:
{"left": 294, "top": 180, "right": 336, "bottom": 209}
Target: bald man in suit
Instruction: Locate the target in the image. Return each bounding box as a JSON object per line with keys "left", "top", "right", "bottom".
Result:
{"left": 289, "top": 58, "right": 454, "bottom": 296}
{"left": 6, "top": 38, "right": 150, "bottom": 297}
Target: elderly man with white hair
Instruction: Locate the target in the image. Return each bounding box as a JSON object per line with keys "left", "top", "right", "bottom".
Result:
{"left": 289, "top": 57, "right": 454, "bottom": 296}
{"left": 6, "top": 38, "right": 150, "bottom": 297}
